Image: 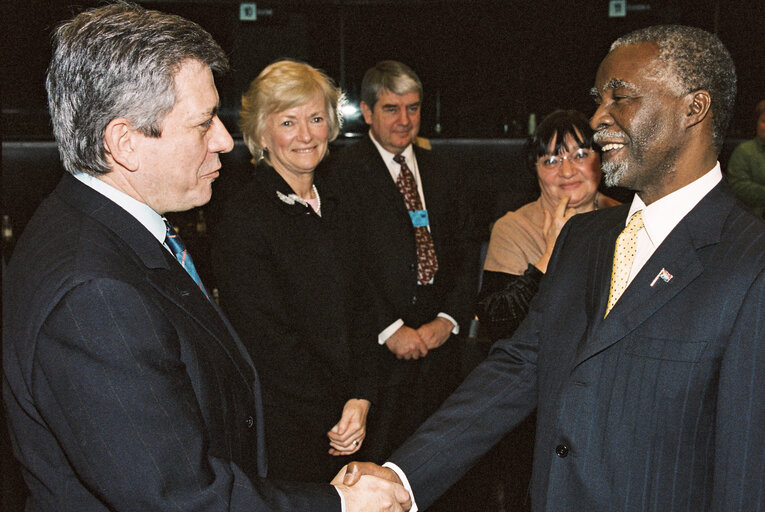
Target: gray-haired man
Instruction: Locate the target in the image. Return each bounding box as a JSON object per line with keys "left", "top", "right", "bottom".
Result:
{"left": 2, "top": 4, "right": 409, "bottom": 511}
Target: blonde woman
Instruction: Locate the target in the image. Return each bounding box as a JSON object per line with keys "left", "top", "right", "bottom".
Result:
{"left": 212, "top": 60, "right": 378, "bottom": 482}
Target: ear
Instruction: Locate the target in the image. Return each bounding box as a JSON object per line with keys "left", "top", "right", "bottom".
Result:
{"left": 103, "top": 117, "right": 140, "bottom": 172}
{"left": 360, "top": 101, "right": 374, "bottom": 125}
{"left": 684, "top": 90, "right": 711, "bottom": 129}
{"left": 258, "top": 132, "right": 269, "bottom": 152}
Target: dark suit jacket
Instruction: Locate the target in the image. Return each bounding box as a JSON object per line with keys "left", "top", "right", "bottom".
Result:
{"left": 390, "top": 182, "right": 765, "bottom": 511}
{"left": 327, "top": 134, "right": 479, "bottom": 334}
{"left": 211, "top": 165, "right": 379, "bottom": 480}
{"left": 2, "top": 174, "right": 339, "bottom": 511}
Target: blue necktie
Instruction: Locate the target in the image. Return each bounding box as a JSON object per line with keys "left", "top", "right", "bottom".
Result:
{"left": 164, "top": 219, "right": 208, "bottom": 299}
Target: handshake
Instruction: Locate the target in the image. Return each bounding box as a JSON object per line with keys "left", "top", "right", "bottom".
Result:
{"left": 331, "top": 462, "right": 413, "bottom": 512}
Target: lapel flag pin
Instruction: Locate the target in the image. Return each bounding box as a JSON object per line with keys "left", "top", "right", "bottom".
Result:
{"left": 650, "top": 268, "right": 674, "bottom": 287}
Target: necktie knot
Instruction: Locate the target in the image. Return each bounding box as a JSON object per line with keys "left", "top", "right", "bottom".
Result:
{"left": 605, "top": 210, "right": 644, "bottom": 316}
{"left": 623, "top": 210, "right": 644, "bottom": 236}
{"left": 393, "top": 154, "right": 406, "bottom": 165}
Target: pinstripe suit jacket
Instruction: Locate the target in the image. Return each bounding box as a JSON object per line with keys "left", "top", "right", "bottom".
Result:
{"left": 2, "top": 174, "right": 340, "bottom": 511}
{"left": 390, "top": 181, "right": 765, "bottom": 511}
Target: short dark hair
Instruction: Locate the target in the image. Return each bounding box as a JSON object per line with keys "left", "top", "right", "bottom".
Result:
{"left": 47, "top": 2, "right": 229, "bottom": 175}
{"left": 610, "top": 25, "right": 736, "bottom": 153}
{"left": 526, "top": 110, "right": 597, "bottom": 176}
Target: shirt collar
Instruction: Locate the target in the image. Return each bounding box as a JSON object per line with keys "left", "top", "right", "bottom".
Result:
{"left": 627, "top": 162, "right": 722, "bottom": 249}
{"left": 368, "top": 130, "right": 415, "bottom": 166}
{"left": 74, "top": 172, "right": 167, "bottom": 244}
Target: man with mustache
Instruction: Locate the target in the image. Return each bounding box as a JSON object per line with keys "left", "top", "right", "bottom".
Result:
{"left": 343, "top": 25, "right": 765, "bottom": 512}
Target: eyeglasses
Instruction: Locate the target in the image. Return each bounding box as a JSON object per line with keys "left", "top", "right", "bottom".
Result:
{"left": 537, "top": 148, "right": 593, "bottom": 170}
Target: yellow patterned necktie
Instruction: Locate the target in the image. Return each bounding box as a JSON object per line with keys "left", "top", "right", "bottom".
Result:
{"left": 605, "top": 210, "right": 644, "bottom": 317}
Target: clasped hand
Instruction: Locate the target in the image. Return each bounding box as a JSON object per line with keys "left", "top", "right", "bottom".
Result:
{"left": 328, "top": 398, "right": 370, "bottom": 456}
{"left": 385, "top": 318, "right": 453, "bottom": 360}
{"left": 332, "top": 462, "right": 411, "bottom": 512}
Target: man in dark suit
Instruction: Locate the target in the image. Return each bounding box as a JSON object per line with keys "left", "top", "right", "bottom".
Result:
{"left": 344, "top": 25, "right": 765, "bottom": 512}
{"left": 1, "top": 4, "right": 409, "bottom": 511}
{"left": 327, "top": 61, "right": 479, "bottom": 461}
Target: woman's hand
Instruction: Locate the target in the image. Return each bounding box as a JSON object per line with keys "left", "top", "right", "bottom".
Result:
{"left": 535, "top": 196, "right": 576, "bottom": 273}
{"left": 328, "top": 398, "right": 371, "bottom": 456}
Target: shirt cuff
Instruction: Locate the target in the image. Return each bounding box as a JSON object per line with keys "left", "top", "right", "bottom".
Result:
{"left": 336, "top": 486, "right": 346, "bottom": 512}
{"left": 437, "top": 313, "right": 459, "bottom": 334}
{"left": 383, "top": 462, "right": 418, "bottom": 512}
{"left": 378, "top": 318, "right": 405, "bottom": 345}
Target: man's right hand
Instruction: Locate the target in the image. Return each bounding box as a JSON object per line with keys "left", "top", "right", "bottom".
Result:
{"left": 340, "top": 461, "right": 402, "bottom": 487}
{"left": 385, "top": 325, "right": 428, "bottom": 359}
{"left": 332, "top": 464, "right": 411, "bottom": 511}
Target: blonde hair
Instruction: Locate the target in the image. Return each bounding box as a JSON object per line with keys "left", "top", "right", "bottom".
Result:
{"left": 239, "top": 59, "right": 343, "bottom": 165}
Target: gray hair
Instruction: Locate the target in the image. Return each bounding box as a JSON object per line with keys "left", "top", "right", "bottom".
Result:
{"left": 361, "top": 60, "right": 423, "bottom": 111}
{"left": 610, "top": 25, "right": 736, "bottom": 153}
{"left": 46, "top": 2, "right": 229, "bottom": 175}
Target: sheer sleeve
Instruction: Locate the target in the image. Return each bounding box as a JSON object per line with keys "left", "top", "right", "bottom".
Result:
{"left": 476, "top": 265, "right": 543, "bottom": 342}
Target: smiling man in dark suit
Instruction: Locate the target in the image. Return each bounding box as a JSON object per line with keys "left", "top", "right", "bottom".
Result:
{"left": 1, "top": 4, "right": 410, "bottom": 511}
{"left": 343, "top": 25, "right": 765, "bottom": 512}
{"left": 327, "top": 61, "right": 479, "bottom": 463}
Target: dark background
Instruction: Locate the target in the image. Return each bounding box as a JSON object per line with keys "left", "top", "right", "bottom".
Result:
{"left": 2, "top": 1, "right": 763, "bottom": 510}
{"left": 3, "top": 0, "right": 765, "bottom": 140}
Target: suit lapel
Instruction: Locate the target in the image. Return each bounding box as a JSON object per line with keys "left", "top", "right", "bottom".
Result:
{"left": 150, "top": 262, "right": 268, "bottom": 476}
{"left": 146, "top": 257, "right": 257, "bottom": 387}
{"left": 59, "top": 175, "right": 257, "bottom": 388}
{"left": 575, "top": 183, "right": 731, "bottom": 366}
{"left": 579, "top": 225, "right": 703, "bottom": 364}
{"left": 360, "top": 135, "right": 411, "bottom": 218}
{"left": 60, "top": 174, "right": 268, "bottom": 476}
{"left": 584, "top": 210, "right": 625, "bottom": 324}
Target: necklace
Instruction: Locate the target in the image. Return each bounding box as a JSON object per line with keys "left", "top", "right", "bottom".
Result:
{"left": 310, "top": 184, "right": 321, "bottom": 215}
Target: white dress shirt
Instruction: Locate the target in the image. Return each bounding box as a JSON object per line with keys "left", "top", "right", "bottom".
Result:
{"left": 626, "top": 162, "right": 722, "bottom": 285}
{"left": 388, "top": 163, "right": 724, "bottom": 512}
{"left": 367, "top": 133, "right": 459, "bottom": 344}
{"left": 74, "top": 172, "right": 167, "bottom": 244}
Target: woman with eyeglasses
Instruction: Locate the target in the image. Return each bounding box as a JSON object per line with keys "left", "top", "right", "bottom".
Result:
{"left": 478, "top": 109, "right": 620, "bottom": 342}
{"left": 475, "top": 109, "right": 619, "bottom": 511}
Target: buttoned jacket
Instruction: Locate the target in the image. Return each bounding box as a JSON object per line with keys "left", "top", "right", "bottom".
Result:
{"left": 2, "top": 174, "right": 339, "bottom": 511}
{"left": 391, "top": 182, "right": 765, "bottom": 511}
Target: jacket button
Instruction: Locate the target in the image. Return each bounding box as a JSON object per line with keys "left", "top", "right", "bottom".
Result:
{"left": 411, "top": 295, "right": 417, "bottom": 305}
{"left": 555, "top": 444, "right": 569, "bottom": 458}
{"left": 409, "top": 263, "right": 416, "bottom": 271}
{"left": 245, "top": 415, "right": 254, "bottom": 428}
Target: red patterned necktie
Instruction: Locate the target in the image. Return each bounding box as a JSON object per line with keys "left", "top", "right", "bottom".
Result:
{"left": 393, "top": 154, "right": 438, "bottom": 284}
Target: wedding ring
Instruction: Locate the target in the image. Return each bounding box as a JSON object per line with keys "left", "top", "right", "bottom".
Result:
{"left": 353, "top": 440, "right": 359, "bottom": 447}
